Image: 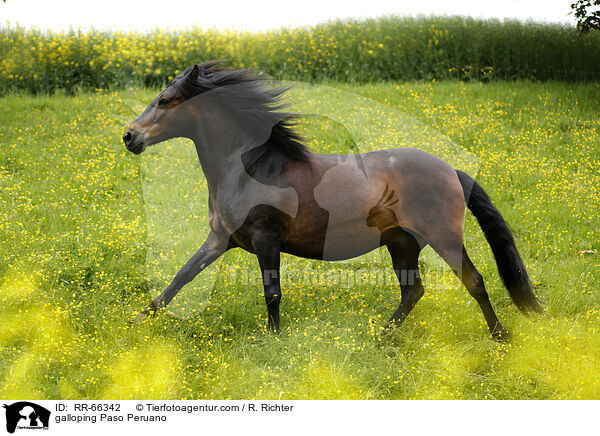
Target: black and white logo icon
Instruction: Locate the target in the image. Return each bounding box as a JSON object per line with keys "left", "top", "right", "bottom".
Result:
{"left": 3, "top": 402, "right": 50, "bottom": 434}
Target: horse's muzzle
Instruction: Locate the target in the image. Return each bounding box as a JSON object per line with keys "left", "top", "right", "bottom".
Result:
{"left": 123, "top": 130, "right": 145, "bottom": 154}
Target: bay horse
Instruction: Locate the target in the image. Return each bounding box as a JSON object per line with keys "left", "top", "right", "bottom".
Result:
{"left": 123, "top": 61, "right": 542, "bottom": 339}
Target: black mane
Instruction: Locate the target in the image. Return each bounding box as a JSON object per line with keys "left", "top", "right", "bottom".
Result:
{"left": 171, "top": 61, "right": 309, "bottom": 162}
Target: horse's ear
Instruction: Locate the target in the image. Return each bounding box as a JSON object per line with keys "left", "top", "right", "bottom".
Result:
{"left": 187, "top": 64, "right": 200, "bottom": 83}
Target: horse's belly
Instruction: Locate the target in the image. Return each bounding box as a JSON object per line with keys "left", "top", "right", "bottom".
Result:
{"left": 316, "top": 218, "right": 381, "bottom": 260}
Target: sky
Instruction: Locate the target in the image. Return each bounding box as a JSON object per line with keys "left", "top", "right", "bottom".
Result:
{"left": 1, "top": 0, "right": 576, "bottom": 32}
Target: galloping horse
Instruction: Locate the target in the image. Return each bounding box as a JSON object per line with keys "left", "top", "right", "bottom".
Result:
{"left": 123, "top": 62, "right": 542, "bottom": 339}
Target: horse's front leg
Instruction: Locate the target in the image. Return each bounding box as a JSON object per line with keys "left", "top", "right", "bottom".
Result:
{"left": 132, "top": 230, "right": 228, "bottom": 323}
{"left": 252, "top": 231, "right": 283, "bottom": 333}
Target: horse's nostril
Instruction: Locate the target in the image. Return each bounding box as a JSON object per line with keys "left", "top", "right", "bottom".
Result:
{"left": 123, "top": 131, "right": 133, "bottom": 146}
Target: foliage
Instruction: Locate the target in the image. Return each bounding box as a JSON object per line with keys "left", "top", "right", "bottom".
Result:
{"left": 571, "top": 0, "right": 600, "bottom": 32}
{"left": 0, "top": 81, "right": 599, "bottom": 399}
{"left": 2, "top": 16, "right": 600, "bottom": 93}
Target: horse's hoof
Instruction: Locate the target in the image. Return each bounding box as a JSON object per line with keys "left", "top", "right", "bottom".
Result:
{"left": 381, "top": 321, "right": 399, "bottom": 335}
{"left": 377, "top": 324, "right": 398, "bottom": 347}
{"left": 129, "top": 308, "right": 156, "bottom": 324}
{"left": 491, "top": 329, "right": 512, "bottom": 342}
{"left": 129, "top": 311, "right": 147, "bottom": 324}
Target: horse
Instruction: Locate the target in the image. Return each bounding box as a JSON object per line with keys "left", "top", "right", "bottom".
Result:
{"left": 123, "top": 61, "right": 542, "bottom": 339}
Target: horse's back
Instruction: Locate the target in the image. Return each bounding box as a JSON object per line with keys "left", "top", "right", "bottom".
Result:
{"left": 300, "top": 148, "right": 466, "bottom": 258}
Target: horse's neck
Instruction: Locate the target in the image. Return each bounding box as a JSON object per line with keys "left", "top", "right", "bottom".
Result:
{"left": 190, "top": 105, "right": 298, "bottom": 200}
{"left": 193, "top": 136, "right": 301, "bottom": 236}
{"left": 192, "top": 137, "right": 252, "bottom": 193}
{"left": 193, "top": 125, "right": 272, "bottom": 178}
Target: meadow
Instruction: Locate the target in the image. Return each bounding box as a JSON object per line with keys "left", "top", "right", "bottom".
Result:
{"left": 0, "top": 79, "right": 599, "bottom": 400}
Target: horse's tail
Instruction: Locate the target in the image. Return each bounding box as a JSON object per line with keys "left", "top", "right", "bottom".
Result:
{"left": 456, "top": 170, "right": 542, "bottom": 314}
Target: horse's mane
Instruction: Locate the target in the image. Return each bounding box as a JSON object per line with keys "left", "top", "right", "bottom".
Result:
{"left": 171, "top": 61, "right": 309, "bottom": 162}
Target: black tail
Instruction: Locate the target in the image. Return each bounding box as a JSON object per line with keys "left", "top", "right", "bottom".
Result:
{"left": 456, "top": 170, "right": 542, "bottom": 314}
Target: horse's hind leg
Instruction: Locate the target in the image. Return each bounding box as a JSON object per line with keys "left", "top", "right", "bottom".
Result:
{"left": 384, "top": 231, "right": 425, "bottom": 330}
{"left": 434, "top": 241, "right": 509, "bottom": 340}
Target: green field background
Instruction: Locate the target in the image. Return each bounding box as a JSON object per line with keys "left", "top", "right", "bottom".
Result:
{"left": 2, "top": 16, "right": 600, "bottom": 93}
{"left": 0, "top": 80, "right": 598, "bottom": 399}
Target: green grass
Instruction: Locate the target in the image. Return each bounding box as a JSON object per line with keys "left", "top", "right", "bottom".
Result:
{"left": 0, "top": 80, "right": 599, "bottom": 399}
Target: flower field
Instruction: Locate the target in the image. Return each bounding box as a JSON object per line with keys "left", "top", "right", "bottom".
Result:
{"left": 2, "top": 16, "right": 600, "bottom": 94}
{"left": 0, "top": 80, "right": 599, "bottom": 399}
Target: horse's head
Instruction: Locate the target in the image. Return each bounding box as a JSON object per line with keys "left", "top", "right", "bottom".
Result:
{"left": 123, "top": 64, "right": 202, "bottom": 154}
{"left": 123, "top": 61, "right": 304, "bottom": 163}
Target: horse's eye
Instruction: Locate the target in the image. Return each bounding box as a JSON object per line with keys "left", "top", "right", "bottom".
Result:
{"left": 158, "top": 98, "right": 169, "bottom": 107}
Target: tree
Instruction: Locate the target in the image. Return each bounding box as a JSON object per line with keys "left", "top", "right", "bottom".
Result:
{"left": 571, "top": 0, "right": 600, "bottom": 32}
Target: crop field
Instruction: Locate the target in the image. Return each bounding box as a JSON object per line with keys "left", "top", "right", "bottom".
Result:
{"left": 0, "top": 80, "right": 599, "bottom": 399}
{"left": 2, "top": 16, "right": 600, "bottom": 94}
